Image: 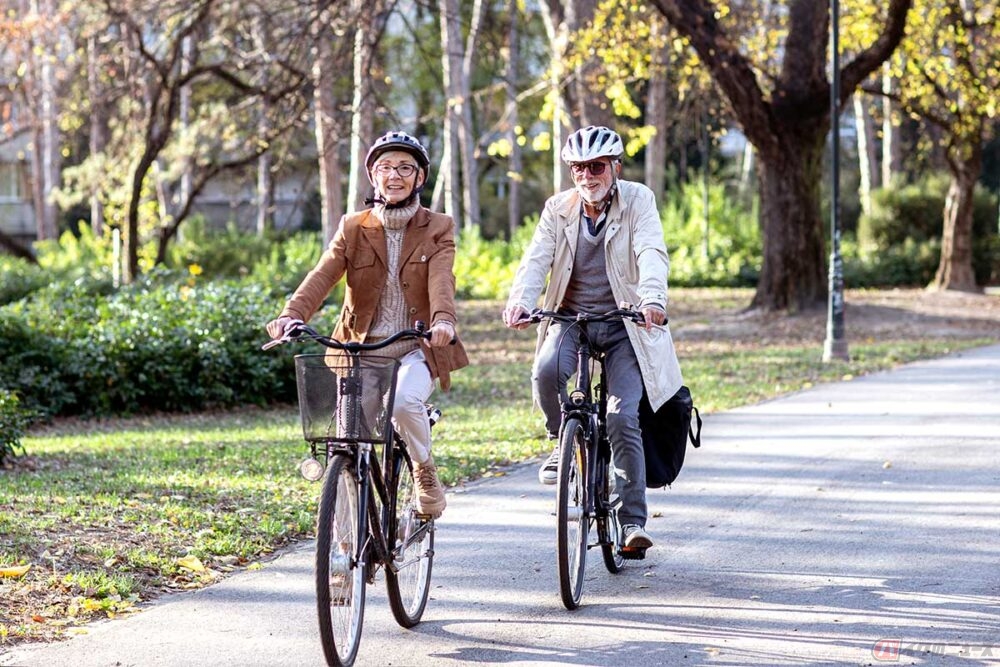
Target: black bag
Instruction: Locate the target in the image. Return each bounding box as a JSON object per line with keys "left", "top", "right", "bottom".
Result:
{"left": 640, "top": 385, "right": 702, "bottom": 488}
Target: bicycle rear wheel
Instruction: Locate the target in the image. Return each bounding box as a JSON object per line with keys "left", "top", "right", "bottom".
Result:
{"left": 556, "top": 416, "right": 588, "bottom": 610}
{"left": 316, "top": 453, "right": 367, "bottom": 667}
{"left": 385, "top": 448, "right": 434, "bottom": 627}
{"left": 599, "top": 453, "right": 626, "bottom": 573}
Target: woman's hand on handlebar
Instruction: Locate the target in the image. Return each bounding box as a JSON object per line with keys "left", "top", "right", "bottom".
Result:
{"left": 265, "top": 316, "right": 304, "bottom": 340}
{"left": 426, "top": 320, "right": 456, "bottom": 348}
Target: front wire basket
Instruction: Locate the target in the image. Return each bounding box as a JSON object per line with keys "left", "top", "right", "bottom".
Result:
{"left": 294, "top": 353, "right": 400, "bottom": 445}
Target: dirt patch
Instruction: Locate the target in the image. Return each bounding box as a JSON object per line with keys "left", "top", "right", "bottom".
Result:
{"left": 666, "top": 287, "right": 1000, "bottom": 345}
{"left": 463, "top": 287, "right": 1000, "bottom": 358}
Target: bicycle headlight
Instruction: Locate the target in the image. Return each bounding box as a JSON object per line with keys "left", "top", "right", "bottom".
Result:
{"left": 569, "top": 390, "right": 586, "bottom": 406}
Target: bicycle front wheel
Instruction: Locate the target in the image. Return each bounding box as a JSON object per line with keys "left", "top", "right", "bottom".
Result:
{"left": 556, "top": 416, "right": 589, "bottom": 610}
{"left": 385, "top": 448, "right": 434, "bottom": 628}
{"left": 316, "top": 453, "right": 367, "bottom": 667}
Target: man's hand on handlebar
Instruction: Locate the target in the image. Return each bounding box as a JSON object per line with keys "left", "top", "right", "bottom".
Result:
{"left": 502, "top": 305, "right": 532, "bottom": 330}
{"left": 639, "top": 304, "right": 666, "bottom": 331}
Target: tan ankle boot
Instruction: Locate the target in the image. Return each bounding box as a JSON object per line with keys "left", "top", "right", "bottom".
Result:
{"left": 413, "top": 455, "right": 447, "bottom": 518}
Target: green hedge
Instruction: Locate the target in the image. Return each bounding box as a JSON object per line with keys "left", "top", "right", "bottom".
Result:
{"left": 0, "top": 274, "right": 339, "bottom": 419}
{"left": 858, "top": 173, "right": 999, "bottom": 285}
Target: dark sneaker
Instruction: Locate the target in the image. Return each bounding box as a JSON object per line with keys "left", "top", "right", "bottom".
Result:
{"left": 538, "top": 446, "right": 560, "bottom": 485}
{"left": 623, "top": 524, "right": 653, "bottom": 549}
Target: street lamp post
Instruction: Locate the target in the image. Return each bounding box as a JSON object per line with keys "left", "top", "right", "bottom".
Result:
{"left": 824, "top": 0, "right": 850, "bottom": 362}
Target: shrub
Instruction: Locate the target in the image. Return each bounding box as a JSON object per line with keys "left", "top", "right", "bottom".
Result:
{"left": 0, "top": 311, "right": 72, "bottom": 417}
{"left": 0, "top": 256, "right": 50, "bottom": 306}
{"left": 0, "top": 389, "right": 35, "bottom": 465}
{"left": 842, "top": 238, "right": 940, "bottom": 287}
{"left": 165, "top": 217, "right": 274, "bottom": 278}
{"left": 661, "top": 179, "right": 761, "bottom": 287}
{"left": 454, "top": 223, "right": 534, "bottom": 299}
{"left": 859, "top": 173, "right": 999, "bottom": 285}
{"left": 1, "top": 274, "right": 342, "bottom": 418}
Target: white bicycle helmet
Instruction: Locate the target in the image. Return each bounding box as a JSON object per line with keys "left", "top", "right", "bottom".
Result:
{"left": 561, "top": 125, "right": 624, "bottom": 164}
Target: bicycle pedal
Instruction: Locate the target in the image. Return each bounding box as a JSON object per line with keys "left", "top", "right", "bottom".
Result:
{"left": 620, "top": 546, "right": 647, "bottom": 560}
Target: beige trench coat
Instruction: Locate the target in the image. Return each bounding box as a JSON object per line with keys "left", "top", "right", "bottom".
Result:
{"left": 506, "top": 180, "right": 683, "bottom": 410}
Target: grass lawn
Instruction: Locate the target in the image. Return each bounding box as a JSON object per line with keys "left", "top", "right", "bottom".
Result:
{"left": 1, "top": 288, "right": 996, "bottom": 643}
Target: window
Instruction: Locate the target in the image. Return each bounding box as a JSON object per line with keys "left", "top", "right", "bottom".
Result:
{"left": 0, "top": 163, "right": 23, "bottom": 199}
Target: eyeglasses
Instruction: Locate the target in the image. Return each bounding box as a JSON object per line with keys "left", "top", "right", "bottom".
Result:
{"left": 373, "top": 163, "right": 419, "bottom": 178}
{"left": 570, "top": 161, "right": 610, "bottom": 176}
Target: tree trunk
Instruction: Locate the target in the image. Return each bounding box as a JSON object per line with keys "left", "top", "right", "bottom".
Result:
{"left": 458, "top": 0, "right": 484, "bottom": 231}
{"left": 87, "top": 35, "right": 106, "bottom": 236}
{"left": 881, "top": 63, "right": 902, "bottom": 186}
{"left": 649, "top": 0, "right": 911, "bottom": 311}
{"left": 932, "top": 142, "right": 982, "bottom": 292}
{"left": 36, "top": 0, "right": 59, "bottom": 241}
{"left": 739, "top": 141, "right": 755, "bottom": 196}
{"left": 505, "top": 0, "right": 522, "bottom": 237}
{"left": 439, "top": 0, "right": 463, "bottom": 227}
{"left": 314, "top": 20, "right": 343, "bottom": 246}
{"left": 644, "top": 40, "right": 669, "bottom": 200}
{"left": 538, "top": 1, "right": 568, "bottom": 193}
{"left": 754, "top": 139, "right": 828, "bottom": 311}
{"left": 853, "top": 93, "right": 878, "bottom": 218}
{"left": 257, "top": 118, "right": 274, "bottom": 234}
{"left": 347, "top": 0, "right": 381, "bottom": 214}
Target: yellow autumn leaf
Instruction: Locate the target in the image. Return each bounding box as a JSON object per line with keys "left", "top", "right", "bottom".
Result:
{"left": 0, "top": 564, "right": 31, "bottom": 578}
{"left": 82, "top": 598, "right": 103, "bottom": 612}
{"left": 176, "top": 555, "right": 206, "bottom": 572}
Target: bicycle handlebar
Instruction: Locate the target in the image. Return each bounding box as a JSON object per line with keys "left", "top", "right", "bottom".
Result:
{"left": 517, "top": 307, "right": 659, "bottom": 327}
{"left": 262, "top": 320, "right": 439, "bottom": 352}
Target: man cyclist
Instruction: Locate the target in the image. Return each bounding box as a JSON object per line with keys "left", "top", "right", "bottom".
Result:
{"left": 502, "top": 125, "right": 683, "bottom": 550}
{"left": 267, "top": 131, "right": 468, "bottom": 519}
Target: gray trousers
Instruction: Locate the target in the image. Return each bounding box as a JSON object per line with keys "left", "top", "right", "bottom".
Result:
{"left": 532, "top": 320, "right": 647, "bottom": 527}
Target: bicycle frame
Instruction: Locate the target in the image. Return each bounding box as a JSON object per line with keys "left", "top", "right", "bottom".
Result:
{"left": 264, "top": 321, "right": 440, "bottom": 665}
{"left": 559, "top": 327, "right": 604, "bottom": 520}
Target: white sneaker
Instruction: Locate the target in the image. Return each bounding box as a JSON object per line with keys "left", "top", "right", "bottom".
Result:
{"left": 623, "top": 524, "right": 653, "bottom": 549}
{"left": 537, "top": 446, "right": 560, "bottom": 485}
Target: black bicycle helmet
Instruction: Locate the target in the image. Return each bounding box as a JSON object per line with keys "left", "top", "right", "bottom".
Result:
{"left": 365, "top": 131, "right": 430, "bottom": 181}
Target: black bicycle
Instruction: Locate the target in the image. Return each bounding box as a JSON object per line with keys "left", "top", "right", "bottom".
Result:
{"left": 263, "top": 322, "right": 439, "bottom": 666}
{"left": 520, "top": 307, "right": 651, "bottom": 610}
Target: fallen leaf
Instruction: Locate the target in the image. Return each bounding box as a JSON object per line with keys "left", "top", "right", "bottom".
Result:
{"left": 176, "top": 555, "right": 206, "bottom": 572}
{"left": 0, "top": 564, "right": 31, "bottom": 578}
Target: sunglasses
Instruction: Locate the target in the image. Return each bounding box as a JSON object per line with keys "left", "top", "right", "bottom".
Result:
{"left": 570, "top": 161, "right": 610, "bottom": 176}
{"left": 373, "top": 163, "right": 419, "bottom": 178}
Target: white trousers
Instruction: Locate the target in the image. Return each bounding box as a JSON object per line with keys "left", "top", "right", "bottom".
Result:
{"left": 392, "top": 348, "right": 435, "bottom": 464}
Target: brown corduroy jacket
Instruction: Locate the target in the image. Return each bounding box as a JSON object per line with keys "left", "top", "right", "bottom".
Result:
{"left": 279, "top": 207, "right": 469, "bottom": 390}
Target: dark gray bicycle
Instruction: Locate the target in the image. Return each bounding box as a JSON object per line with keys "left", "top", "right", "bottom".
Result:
{"left": 264, "top": 322, "right": 440, "bottom": 666}
{"left": 520, "top": 307, "right": 651, "bottom": 610}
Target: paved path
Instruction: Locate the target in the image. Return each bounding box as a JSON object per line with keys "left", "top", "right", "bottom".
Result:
{"left": 2, "top": 345, "right": 999, "bottom": 667}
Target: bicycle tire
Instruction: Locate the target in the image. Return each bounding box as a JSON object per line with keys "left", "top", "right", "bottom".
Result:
{"left": 385, "top": 447, "right": 434, "bottom": 627}
{"left": 599, "top": 454, "right": 626, "bottom": 573}
{"left": 316, "top": 453, "right": 367, "bottom": 667}
{"left": 556, "top": 416, "right": 588, "bottom": 610}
